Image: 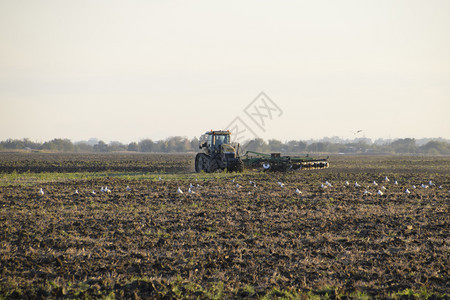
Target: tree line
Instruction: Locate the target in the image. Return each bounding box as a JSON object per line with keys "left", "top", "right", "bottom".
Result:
{"left": 0, "top": 137, "right": 449, "bottom": 155}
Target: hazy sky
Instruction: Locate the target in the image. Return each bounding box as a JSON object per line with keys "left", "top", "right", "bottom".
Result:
{"left": 1, "top": 0, "right": 449, "bottom": 143}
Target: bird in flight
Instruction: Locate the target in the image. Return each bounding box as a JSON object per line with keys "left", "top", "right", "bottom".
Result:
{"left": 351, "top": 130, "right": 364, "bottom": 136}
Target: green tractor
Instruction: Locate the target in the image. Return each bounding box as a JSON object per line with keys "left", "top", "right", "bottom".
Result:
{"left": 195, "top": 130, "right": 244, "bottom": 173}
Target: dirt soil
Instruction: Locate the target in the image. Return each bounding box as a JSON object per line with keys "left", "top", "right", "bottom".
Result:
{"left": 0, "top": 154, "right": 448, "bottom": 298}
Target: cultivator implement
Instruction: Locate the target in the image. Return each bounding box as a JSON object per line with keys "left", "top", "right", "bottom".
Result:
{"left": 242, "top": 151, "right": 329, "bottom": 172}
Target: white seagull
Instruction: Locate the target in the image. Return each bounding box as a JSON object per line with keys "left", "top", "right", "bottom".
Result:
{"left": 39, "top": 188, "right": 44, "bottom": 196}
{"left": 405, "top": 189, "right": 411, "bottom": 194}
{"left": 373, "top": 181, "right": 378, "bottom": 186}
{"left": 188, "top": 187, "right": 195, "bottom": 194}
{"left": 295, "top": 188, "right": 302, "bottom": 194}
{"left": 278, "top": 181, "right": 284, "bottom": 188}
{"left": 377, "top": 190, "right": 383, "bottom": 196}
{"left": 351, "top": 130, "right": 364, "bottom": 136}
{"left": 355, "top": 182, "right": 361, "bottom": 188}
{"left": 384, "top": 176, "right": 390, "bottom": 182}
{"left": 177, "top": 187, "right": 183, "bottom": 194}
{"left": 345, "top": 181, "right": 350, "bottom": 186}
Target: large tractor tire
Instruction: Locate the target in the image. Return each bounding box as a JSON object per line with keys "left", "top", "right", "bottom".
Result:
{"left": 208, "top": 159, "right": 220, "bottom": 173}
{"left": 195, "top": 153, "right": 210, "bottom": 173}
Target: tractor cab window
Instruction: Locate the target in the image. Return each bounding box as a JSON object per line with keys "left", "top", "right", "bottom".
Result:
{"left": 207, "top": 134, "right": 213, "bottom": 148}
{"left": 214, "top": 135, "right": 229, "bottom": 147}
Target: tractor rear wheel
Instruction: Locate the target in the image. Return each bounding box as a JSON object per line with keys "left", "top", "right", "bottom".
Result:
{"left": 208, "top": 158, "right": 220, "bottom": 173}
{"left": 195, "top": 153, "right": 210, "bottom": 173}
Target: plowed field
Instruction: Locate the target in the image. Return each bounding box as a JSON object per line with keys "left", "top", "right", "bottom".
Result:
{"left": 0, "top": 153, "right": 448, "bottom": 299}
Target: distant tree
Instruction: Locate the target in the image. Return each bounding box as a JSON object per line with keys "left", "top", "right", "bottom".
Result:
{"left": 75, "top": 142, "right": 94, "bottom": 152}
{"left": 127, "top": 142, "right": 139, "bottom": 152}
{"left": 327, "top": 143, "right": 347, "bottom": 153}
{"left": 1, "top": 139, "right": 25, "bottom": 149}
{"left": 419, "top": 141, "right": 450, "bottom": 155}
{"left": 267, "top": 139, "right": 284, "bottom": 152}
{"left": 22, "top": 138, "right": 40, "bottom": 149}
{"left": 286, "top": 140, "right": 307, "bottom": 153}
{"left": 41, "top": 138, "right": 74, "bottom": 152}
{"left": 190, "top": 137, "right": 199, "bottom": 152}
{"left": 307, "top": 142, "right": 326, "bottom": 153}
{"left": 93, "top": 141, "right": 109, "bottom": 152}
{"left": 182, "top": 138, "right": 193, "bottom": 152}
{"left": 108, "top": 141, "right": 126, "bottom": 152}
{"left": 167, "top": 136, "right": 186, "bottom": 152}
{"left": 154, "top": 140, "right": 167, "bottom": 153}
{"left": 139, "top": 139, "right": 154, "bottom": 152}
{"left": 390, "top": 138, "right": 417, "bottom": 154}
{"left": 244, "top": 138, "right": 267, "bottom": 152}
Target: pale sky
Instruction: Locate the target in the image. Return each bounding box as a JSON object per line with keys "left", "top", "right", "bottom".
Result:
{"left": 1, "top": 0, "right": 449, "bottom": 143}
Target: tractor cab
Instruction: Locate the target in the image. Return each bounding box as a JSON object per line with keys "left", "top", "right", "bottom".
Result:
{"left": 199, "top": 130, "right": 231, "bottom": 155}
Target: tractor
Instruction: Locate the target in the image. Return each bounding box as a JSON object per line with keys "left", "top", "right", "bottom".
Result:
{"left": 195, "top": 130, "right": 244, "bottom": 173}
